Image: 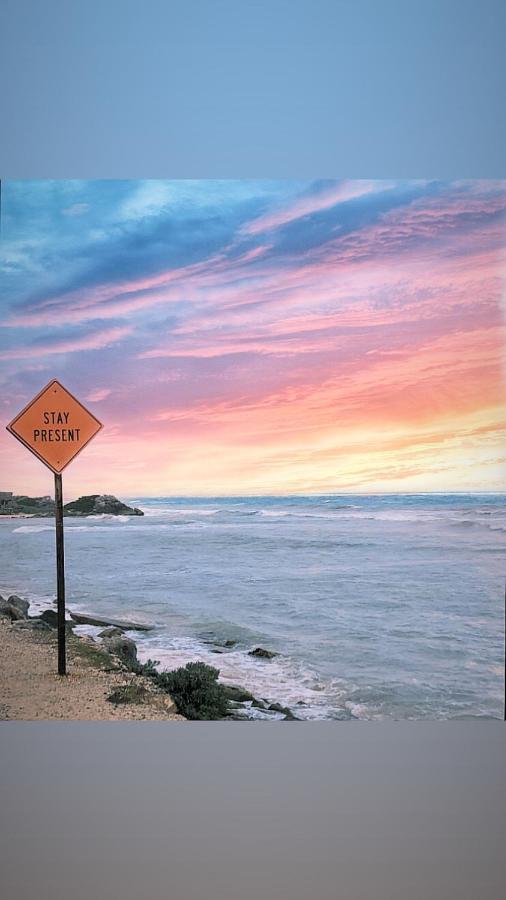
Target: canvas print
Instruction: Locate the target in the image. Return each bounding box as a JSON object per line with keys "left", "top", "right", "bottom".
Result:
{"left": 0, "top": 178, "right": 504, "bottom": 721}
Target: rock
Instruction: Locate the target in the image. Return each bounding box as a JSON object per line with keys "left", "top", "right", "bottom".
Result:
{"left": 98, "top": 626, "right": 125, "bottom": 638}
{"left": 63, "top": 494, "right": 144, "bottom": 517}
{"left": 69, "top": 612, "right": 153, "bottom": 631}
{"left": 201, "top": 633, "right": 237, "bottom": 649}
{"left": 8, "top": 595, "right": 30, "bottom": 616}
{"left": 268, "top": 702, "right": 297, "bottom": 720}
{"left": 12, "top": 619, "right": 51, "bottom": 632}
{"left": 222, "top": 685, "right": 255, "bottom": 703}
{"left": 103, "top": 635, "right": 138, "bottom": 668}
{"left": 0, "top": 599, "right": 26, "bottom": 621}
{"left": 79, "top": 634, "right": 98, "bottom": 646}
{"left": 39, "top": 609, "right": 59, "bottom": 628}
{"left": 160, "top": 694, "right": 177, "bottom": 715}
{"left": 251, "top": 698, "right": 269, "bottom": 710}
{"left": 248, "top": 647, "right": 278, "bottom": 660}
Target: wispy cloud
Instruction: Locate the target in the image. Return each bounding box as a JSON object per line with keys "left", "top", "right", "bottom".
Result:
{"left": 62, "top": 203, "right": 90, "bottom": 217}
{"left": 0, "top": 325, "right": 132, "bottom": 360}
{"left": 1, "top": 178, "right": 504, "bottom": 495}
{"left": 84, "top": 387, "right": 112, "bottom": 402}
{"left": 242, "top": 180, "right": 396, "bottom": 235}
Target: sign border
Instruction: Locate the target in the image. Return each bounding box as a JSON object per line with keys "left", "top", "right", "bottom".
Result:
{"left": 6, "top": 378, "right": 103, "bottom": 474}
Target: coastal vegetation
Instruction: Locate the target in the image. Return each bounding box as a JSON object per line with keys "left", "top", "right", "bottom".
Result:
{"left": 154, "top": 662, "right": 229, "bottom": 720}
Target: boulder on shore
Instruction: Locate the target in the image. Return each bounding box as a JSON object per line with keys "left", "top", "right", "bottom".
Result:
{"left": 8, "top": 595, "right": 30, "bottom": 616}
{"left": 251, "top": 698, "right": 269, "bottom": 710}
{"left": 0, "top": 598, "right": 27, "bottom": 621}
{"left": 39, "top": 609, "right": 59, "bottom": 628}
{"left": 222, "top": 685, "right": 256, "bottom": 703}
{"left": 98, "top": 626, "right": 125, "bottom": 639}
{"left": 248, "top": 647, "right": 278, "bottom": 660}
{"left": 268, "top": 702, "right": 297, "bottom": 720}
{"left": 102, "top": 635, "right": 138, "bottom": 669}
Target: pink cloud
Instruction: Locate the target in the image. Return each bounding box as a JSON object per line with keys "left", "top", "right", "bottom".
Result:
{"left": 5, "top": 184, "right": 504, "bottom": 336}
{"left": 85, "top": 387, "right": 112, "bottom": 402}
{"left": 242, "top": 181, "right": 395, "bottom": 235}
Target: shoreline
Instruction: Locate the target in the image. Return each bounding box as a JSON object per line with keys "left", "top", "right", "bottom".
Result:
{"left": 0, "top": 592, "right": 298, "bottom": 721}
{"left": 0, "top": 599, "right": 184, "bottom": 722}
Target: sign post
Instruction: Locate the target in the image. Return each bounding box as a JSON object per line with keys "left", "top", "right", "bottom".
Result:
{"left": 6, "top": 379, "right": 102, "bottom": 675}
{"left": 54, "top": 472, "right": 66, "bottom": 675}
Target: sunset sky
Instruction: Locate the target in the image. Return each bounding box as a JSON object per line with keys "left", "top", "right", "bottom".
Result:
{"left": 1, "top": 178, "right": 505, "bottom": 498}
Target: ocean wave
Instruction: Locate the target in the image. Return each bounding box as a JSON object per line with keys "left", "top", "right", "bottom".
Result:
{"left": 85, "top": 514, "right": 132, "bottom": 522}
{"left": 13, "top": 524, "right": 54, "bottom": 534}
{"left": 140, "top": 506, "right": 221, "bottom": 518}
{"left": 134, "top": 631, "right": 350, "bottom": 720}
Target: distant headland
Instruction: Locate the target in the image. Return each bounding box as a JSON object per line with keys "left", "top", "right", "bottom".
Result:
{"left": 0, "top": 492, "right": 144, "bottom": 517}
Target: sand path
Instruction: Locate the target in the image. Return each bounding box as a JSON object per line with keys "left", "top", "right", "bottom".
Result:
{"left": 0, "top": 618, "right": 183, "bottom": 720}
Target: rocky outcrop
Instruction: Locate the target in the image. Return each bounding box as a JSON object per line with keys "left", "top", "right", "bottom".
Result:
{"left": 221, "top": 682, "right": 298, "bottom": 720}
{"left": 0, "top": 600, "right": 25, "bottom": 621}
{"left": 0, "top": 492, "right": 144, "bottom": 517}
{"left": 6, "top": 595, "right": 30, "bottom": 617}
{"left": 63, "top": 495, "right": 144, "bottom": 516}
{"left": 69, "top": 611, "right": 153, "bottom": 631}
{"left": 102, "top": 635, "right": 138, "bottom": 669}
{"left": 248, "top": 647, "right": 278, "bottom": 660}
{"left": 0, "top": 595, "right": 29, "bottom": 621}
{"left": 222, "top": 684, "right": 256, "bottom": 703}
{"left": 39, "top": 609, "right": 59, "bottom": 628}
{"left": 98, "top": 626, "right": 125, "bottom": 639}
{"left": 0, "top": 494, "right": 55, "bottom": 516}
{"left": 268, "top": 702, "right": 297, "bottom": 720}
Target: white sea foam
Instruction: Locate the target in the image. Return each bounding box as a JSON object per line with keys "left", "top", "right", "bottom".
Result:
{"left": 13, "top": 525, "right": 54, "bottom": 534}
{"left": 133, "top": 631, "right": 349, "bottom": 720}
{"left": 85, "top": 514, "right": 132, "bottom": 522}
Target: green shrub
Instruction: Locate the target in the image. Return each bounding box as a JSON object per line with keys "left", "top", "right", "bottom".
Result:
{"left": 157, "top": 662, "right": 228, "bottom": 720}
{"left": 139, "top": 658, "right": 160, "bottom": 678}
{"left": 107, "top": 684, "right": 148, "bottom": 705}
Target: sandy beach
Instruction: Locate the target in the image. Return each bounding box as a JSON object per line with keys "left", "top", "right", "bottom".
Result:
{"left": 0, "top": 616, "right": 184, "bottom": 721}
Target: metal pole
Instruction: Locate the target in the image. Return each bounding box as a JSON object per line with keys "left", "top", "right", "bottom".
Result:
{"left": 54, "top": 473, "right": 66, "bottom": 676}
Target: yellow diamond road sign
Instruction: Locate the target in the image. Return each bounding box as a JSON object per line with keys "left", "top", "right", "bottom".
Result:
{"left": 7, "top": 379, "right": 102, "bottom": 473}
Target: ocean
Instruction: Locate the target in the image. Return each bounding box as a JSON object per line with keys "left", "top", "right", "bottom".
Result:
{"left": 1, "top": 493, "right": 504, "bottom": 720}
